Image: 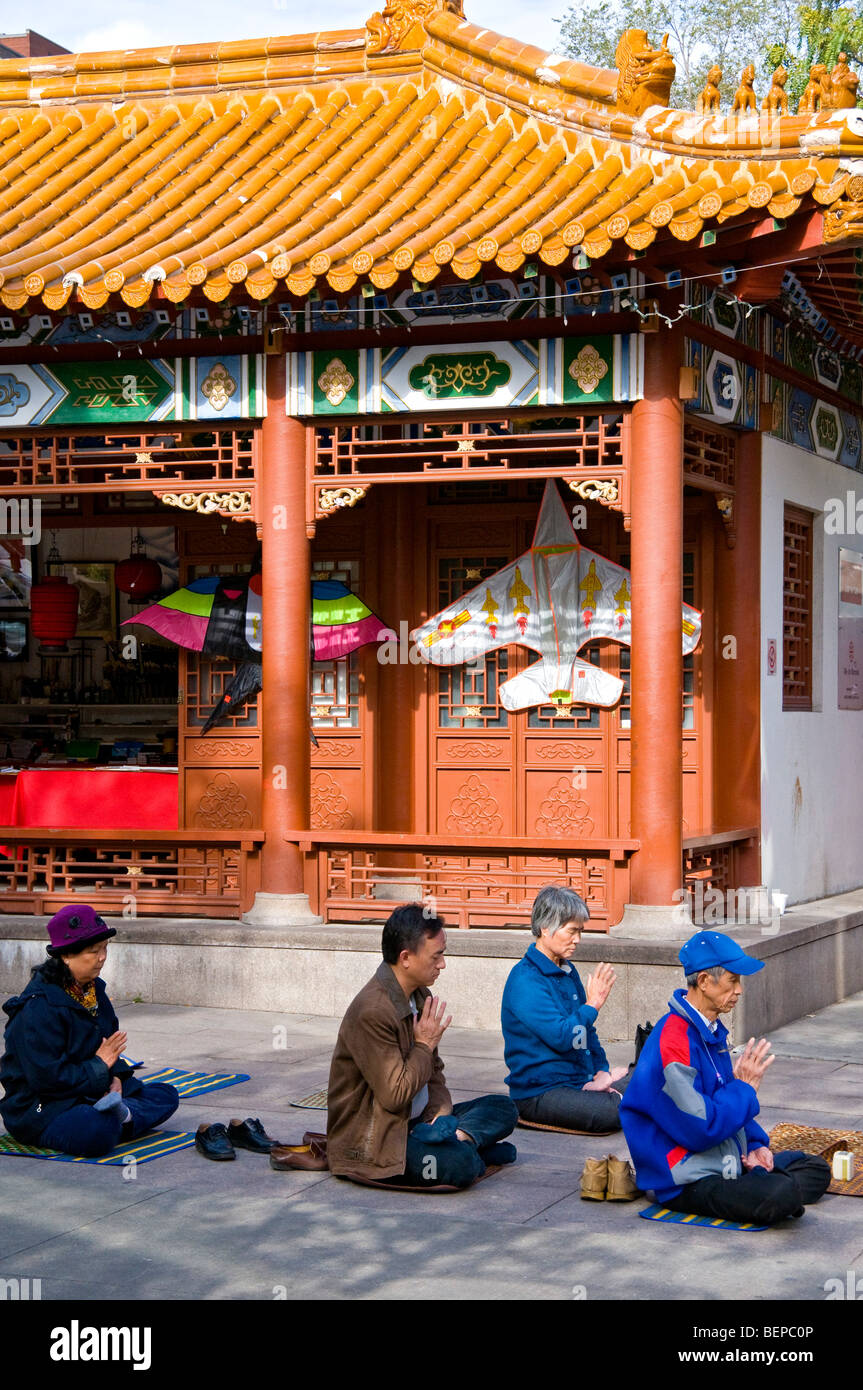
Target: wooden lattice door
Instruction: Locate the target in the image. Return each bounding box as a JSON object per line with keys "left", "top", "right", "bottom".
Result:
{"left": 177, "top": 526, "right": 261, "bottom": 835}
{"left": 422, "top": 488, "right": 707, "bottom": 914}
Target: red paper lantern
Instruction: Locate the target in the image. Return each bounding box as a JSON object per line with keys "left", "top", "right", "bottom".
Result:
{"left": 31, "top": 575, "right": 79, "bottom": 650}
{"left": 115, "top": 555, "right": 162, "bottom": 598}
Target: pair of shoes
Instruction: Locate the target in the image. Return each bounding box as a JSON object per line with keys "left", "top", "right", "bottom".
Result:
{"left": 228, "top": 1118, "right": 278, "bottom": 1154}
{"left": 195, "top": 1118, "right": 280, "bottom": 1162}
{"left": 270, "top": 1132, "right": 328, "bottom": 1172}
{"left": 580, "top": 1155, "right": 640, "bottom": 1201}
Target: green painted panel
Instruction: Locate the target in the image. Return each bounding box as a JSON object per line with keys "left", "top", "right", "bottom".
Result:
{"left": 312, "top": 350, "right": 360, "bottom": 414}
{"left": 50, "top": 360, "right": 173, "bottom": 424}
{"left": 562, "top": 336, "right": 614, "bottom": 403}
{"left": 406, "top": 351, "right": 511, "bottom": 399}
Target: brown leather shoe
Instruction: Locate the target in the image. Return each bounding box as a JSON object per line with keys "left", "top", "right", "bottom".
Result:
{"left": 606, "top": 1155, "right": 640, "bottom": 1201}
{"left": 269, "top": 1141, "right": 328, "bottom": 1172}
{"left": 580, "top": 1155, "right": 608, "bottom": 1200}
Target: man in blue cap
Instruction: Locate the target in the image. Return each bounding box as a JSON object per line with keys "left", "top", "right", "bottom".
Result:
{"left": 619, "top": 931, "right": 831, "bottom": 1224}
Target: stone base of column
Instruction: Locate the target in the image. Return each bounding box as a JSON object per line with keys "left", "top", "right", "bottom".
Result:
{"left": 610, "top": 902, "right": 693, "bottom": 938}
{"left": 242, "top": 892, "right": 323, "bottom": 927}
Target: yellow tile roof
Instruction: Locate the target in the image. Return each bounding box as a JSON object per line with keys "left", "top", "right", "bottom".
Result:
{"left": 1, "top": 1, "right": 863, "bottom": 310}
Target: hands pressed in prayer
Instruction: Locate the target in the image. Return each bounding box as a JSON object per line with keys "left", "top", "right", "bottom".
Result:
{"left": 733, "top": 1037, "right": 774, "bottom": 1091}
{"left": 413, "top": 995, "right": 452, "bottom": 1050}
{"left": 585, "top": 962, "right": 616, "bottom": 1011}
{"left": 95, "top": 1030, "right": 127, "bottom": 1068}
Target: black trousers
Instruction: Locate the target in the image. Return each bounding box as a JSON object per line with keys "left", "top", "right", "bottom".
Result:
{"left": 516, "top": 1066, "right": 633, "bottom": 1133}
{"left": 663, "top": 1149, "right": 832, "bottom": 1225}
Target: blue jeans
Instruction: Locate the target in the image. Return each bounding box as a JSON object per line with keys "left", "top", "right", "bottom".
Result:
{"left": 386, "top": 1095, "right": 518, "bottom": 1188}
{"left": 39, "top": 1080, "right": 179, "bottom": 1158}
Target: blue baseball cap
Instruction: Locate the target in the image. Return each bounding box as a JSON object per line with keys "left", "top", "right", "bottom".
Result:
{"left": 679, "top": 931, "right": 764, "bottom": 977}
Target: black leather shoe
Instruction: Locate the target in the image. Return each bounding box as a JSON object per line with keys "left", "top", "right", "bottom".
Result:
{"left": 195, "top": 1123, "right": 235, "bottom": 1160}
{"left": 228, "top": 1117, "right": 279, "bottom": 1153}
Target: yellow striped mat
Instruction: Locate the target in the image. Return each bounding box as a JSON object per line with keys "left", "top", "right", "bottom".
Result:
{"left": 639, "top": 1203, "right": 768, "bottom": 1231}
{"left": 0, "top": 1129, "right": 196, "bottom": 1165}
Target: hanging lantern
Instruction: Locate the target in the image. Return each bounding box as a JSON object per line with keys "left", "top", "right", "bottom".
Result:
{"left": 116, "top": 531, "right": 162, "bottom": 600}
{"left": 31, "top": 575, "right": 78, "bottom": 651}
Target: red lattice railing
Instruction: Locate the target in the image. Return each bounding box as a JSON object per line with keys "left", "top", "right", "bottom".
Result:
{"left": 288, "top": 830, "right": 639, "bottom": 931}
{"left": 0, "top": 829, "right": 263, "bottom": 917}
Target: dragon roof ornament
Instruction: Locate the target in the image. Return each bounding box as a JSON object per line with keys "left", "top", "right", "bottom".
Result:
{"left": 366, "top": 0, "right": 463, "bottom": 53}
{"left": 613, "top": 29, "right": 675, "bottom": 115}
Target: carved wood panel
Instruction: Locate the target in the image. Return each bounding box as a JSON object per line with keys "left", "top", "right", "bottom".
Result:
{"left": 526, "top": 770, "right": 607, "bottom": 838}
{"left": 437, "top": 771, "right": 512, "bottom": 837}
{"left": 310, "top": 769, "right": 363, "bottom": 830}
{"left": 186, "top": 769, "right": 260, "bottom": 828}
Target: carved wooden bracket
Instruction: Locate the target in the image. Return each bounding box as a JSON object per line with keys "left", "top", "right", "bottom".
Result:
{"left": 566, "top": 474, "right": 631, "bottom": 530}
{"left": 308, "top": 484, "right": 371, "bottom": 536}
{"left": 716, "top": 493, "right": 736, "bottom": 548}
{"left": 153, "top": 489, "right": 256, "bottom": 525}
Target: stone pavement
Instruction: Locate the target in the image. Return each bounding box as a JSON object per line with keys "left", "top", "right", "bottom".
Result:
{"left": 3, "top": 990, "right": 863, "bottom": 1303}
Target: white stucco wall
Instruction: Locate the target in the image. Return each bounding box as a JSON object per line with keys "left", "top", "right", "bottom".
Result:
{"left": 761, "top": 434, "right": 863, "bottom": 904}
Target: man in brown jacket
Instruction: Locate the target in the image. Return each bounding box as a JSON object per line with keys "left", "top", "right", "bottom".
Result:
{"left": 327, "top": 903, "right": 518, "bottom": 1187}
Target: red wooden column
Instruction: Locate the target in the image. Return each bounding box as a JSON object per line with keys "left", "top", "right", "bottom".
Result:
{"left": 713, "top": 428, "right": 761, "bottom": 883}
{"left": 614, "top": 326, "right": 686, "bottom": 933}
{"left": 244, "top": 352, "right": 321, "bottom": 925}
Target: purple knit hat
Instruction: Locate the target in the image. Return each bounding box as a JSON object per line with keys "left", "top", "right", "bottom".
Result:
{"left": 46, "top": 905, "right": 116, "bottom": 956}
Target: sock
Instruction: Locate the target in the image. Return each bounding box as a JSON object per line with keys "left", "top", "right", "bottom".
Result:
{"left": 94, "top": 1091, "right": 132, "bottom": 1124}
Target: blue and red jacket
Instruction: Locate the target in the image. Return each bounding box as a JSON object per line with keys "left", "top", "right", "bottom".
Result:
{"left": 619, "top": 990, "right": 769, "bottom": 1202}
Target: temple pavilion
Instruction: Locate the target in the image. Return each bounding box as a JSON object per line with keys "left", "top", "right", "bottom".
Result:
{"left": 0, "top": 0, "right": 862, "bottom": 944}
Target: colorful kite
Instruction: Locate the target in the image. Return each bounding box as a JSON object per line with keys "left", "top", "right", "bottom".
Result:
{"left": 125, "top": 576, "right": 386, "bottom": 731}
{"left": 411, "top": 480, "right": 702, "bottom": 712}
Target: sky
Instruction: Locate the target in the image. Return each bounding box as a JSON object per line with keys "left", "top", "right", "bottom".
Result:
{"left": 1, "top": 0, "right": 567, "bottom": 59}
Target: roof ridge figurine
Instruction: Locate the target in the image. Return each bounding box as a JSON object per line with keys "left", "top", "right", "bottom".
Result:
{"left": 763, "top": 65, "right": 789, "bottom": 115}
{"left": 697, "top": 64, "right": 722, "bottom": 114}
{"left": 731, "top": 63, "right": 757, "bottom": 114}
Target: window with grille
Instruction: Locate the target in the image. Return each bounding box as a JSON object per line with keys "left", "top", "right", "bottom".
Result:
{"left": 311, "top": 558, "right": 361, "bottom": 729}
{"left": 185, "top": 561, "right": 258, "bottom": 729}
{"left": 437, "top": 556, "right": 509, "bottom": 729}
{"left": 783, "top": 505, "right": 813, "bottom": 710}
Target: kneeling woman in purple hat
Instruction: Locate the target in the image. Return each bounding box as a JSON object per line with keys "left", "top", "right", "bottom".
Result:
{"left": 0, "top": 905, "right": 179, "bottom": 1157}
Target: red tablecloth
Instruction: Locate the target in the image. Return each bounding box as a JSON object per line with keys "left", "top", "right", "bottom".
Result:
{"left": 0, "top": 773, "right": 16, "bottom": 825}
{"left": 8, "top": 768, "right": 178, "bottom": 831}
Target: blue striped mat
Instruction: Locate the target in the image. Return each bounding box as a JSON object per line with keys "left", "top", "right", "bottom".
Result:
{"left": 639, "top": 1203, "right": 768, "bottom": 1231}
{"left": 140, "top": 1068, "right": 250, "bottom": 1097}
{"left": 0, "top": 1129, "right": 196, "bottom": 1165}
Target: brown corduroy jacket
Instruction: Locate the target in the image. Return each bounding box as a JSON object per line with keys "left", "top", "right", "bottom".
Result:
{"left": 326, "top": 961, "right": 452, "bottom": 1181}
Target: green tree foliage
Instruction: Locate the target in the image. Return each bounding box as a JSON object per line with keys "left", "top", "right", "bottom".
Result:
{"left": 769, "top": 1, "right": 863, "bottom": 103}
{"left": 556, "top": 0, "right": 860, "bottom": 110}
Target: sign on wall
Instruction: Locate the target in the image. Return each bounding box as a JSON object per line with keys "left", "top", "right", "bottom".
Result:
{"left": 286, "top": 336, "right": 643, "bottom": 416}
{"left": 839, "top": 547, "right": 863, "bottom": 710}
{"left": 0, "top": 355, "right": 265, "bottom": 426}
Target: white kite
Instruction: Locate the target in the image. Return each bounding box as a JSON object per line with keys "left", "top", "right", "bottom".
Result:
{"left": 411, "top": 480, "right": 702, "bottom": 711}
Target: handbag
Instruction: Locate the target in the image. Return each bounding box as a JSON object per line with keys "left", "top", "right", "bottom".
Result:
{"left": 634, "top": 1021, "right": 653, "bottom": 1062}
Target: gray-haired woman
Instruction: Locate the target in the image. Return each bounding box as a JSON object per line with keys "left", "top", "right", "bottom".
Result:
{"left": 500, "top": 885, "right": 631, "bottom": 1131}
